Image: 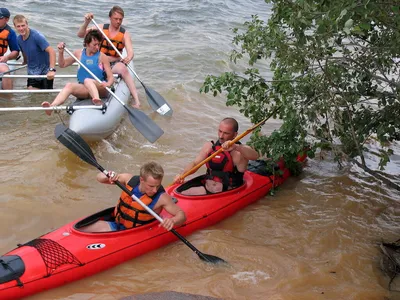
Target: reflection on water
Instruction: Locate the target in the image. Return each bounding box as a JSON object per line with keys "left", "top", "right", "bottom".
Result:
{"left": 0, "top": 1, "right": 399, "bottom": 299}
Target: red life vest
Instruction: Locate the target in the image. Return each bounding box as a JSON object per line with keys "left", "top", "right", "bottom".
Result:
{"left": 114, "top": 176, "right": 165, "bottom": 228}
{"left": 100, "top": 24, "right": 126, "bottom": 57}
{"left": 205, "top": 140, "right": 244, "bottom": 191}
{"left": 0, "top": 25, "right": 11, "bottom": 56}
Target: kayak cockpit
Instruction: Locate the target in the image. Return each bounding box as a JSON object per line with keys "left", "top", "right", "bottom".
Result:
{"left": 0, "top": 255, "right": 25, "bottom": 286}
{"left": 74, "top": 207, "right": 115, "bottom": 230}
{"left": 73, "top": 207, "right": 159, "bottom": 233}
{"left": 174, "top": 160, "right": 277, "bottom": 197}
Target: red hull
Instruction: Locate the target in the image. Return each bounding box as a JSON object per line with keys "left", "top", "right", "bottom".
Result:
{"left": 0, "top": 158, "right": 304, "bottom": 299}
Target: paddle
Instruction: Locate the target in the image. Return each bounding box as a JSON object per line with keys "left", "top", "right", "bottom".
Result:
{"left": 175, "top": 106, "right": 281, "bottom": 183}
{"left": 91, "top": 19, "right": 173, "bottom": 117}
{"left": 0, "top": 104, "right": 106, "bottom": 113}
{"left": 0, "top": 64, "right": 27, "bottom": 79}
{"left": 63, "top": 46, "right": 164, "bottom": 143}
{"left": 55, "top": 123, "right": 227, "bottom": 265}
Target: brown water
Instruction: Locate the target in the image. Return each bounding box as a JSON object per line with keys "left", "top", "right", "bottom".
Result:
{"left": 1, "top": 1, "right": 399, "bottom": 299}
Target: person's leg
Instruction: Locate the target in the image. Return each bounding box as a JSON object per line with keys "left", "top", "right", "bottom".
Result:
{"left": 0, "top": 64, "right": 12, "bottom": 90}
{"left": 79, "top": 220, "right": 113, "bottom": 232}
{"left": 83, "top": 78, "right": 103, "bottom": 105}
{"left": 181, "top": 186, "right": 208, "bottom": 196}
{"left": 27, "top": 78, "right": 43, "bottom": 90}
{"left": 112, "top": 62, "right": 140, "bottom": 108}
{"left": 42, "top": 82, "right": 89, "bottom": 115}
{"left": 44, "top": 79, "right": 54, "bottom": 89}
{"left": 181, "top": 179, "right": 223, "bottom": 195}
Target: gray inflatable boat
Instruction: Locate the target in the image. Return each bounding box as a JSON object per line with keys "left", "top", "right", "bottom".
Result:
{"left": 68, "top": 61, "right": 134, "bottom": 141}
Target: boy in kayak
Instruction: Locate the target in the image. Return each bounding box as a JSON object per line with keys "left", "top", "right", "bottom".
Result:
{"left": 81, "top": 161, "right": 186, "bottom": 232}
{"left": 77, "top": 6, "right": 141, "bottom": 109}
{"left": 13, "top": 14, "right": 56, "bottom": 90}
{"left": 174, "top": 118, "right": 259, "bottom": 195}
{"left": 41, "top": 30, "right": 114, "bottom": 115}
{"left": 0, "top": 7, "right": 20, "bottom": 90}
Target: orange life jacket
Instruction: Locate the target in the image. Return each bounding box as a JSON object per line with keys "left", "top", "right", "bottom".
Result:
{"left": 0, "top": 25, "right": 11, "bottom": 56}
{"left": 114, "top": 176, "right": 165, "bottom": 228}
{"left": 100, "top": 24, "right": 125, "bottom": 57}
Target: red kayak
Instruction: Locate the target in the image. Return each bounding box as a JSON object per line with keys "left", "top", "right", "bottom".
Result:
{"left": 0, "top": 156, "right": 305, "bottom": 299}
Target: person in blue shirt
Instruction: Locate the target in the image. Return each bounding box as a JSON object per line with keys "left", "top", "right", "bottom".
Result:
{"left": 0, "top": 8, "right": 20, "bottom": 90}
{"left": 41, "top": 29, "right": 114, "bottom": 115}
{"left": 13, "top": 14, "right": 56, "bottom": 90}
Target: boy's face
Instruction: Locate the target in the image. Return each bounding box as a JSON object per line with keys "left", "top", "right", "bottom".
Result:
{"left": 14, "top": 19, "right": 28, "bottom": 36}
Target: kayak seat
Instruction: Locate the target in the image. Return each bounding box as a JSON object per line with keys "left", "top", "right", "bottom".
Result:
{"left": 247, "top": 159, "right": 280, "bottom": 176}
{"left": 74, "top": 207, "right": 115, "bottom": 229}
{"left": 0, "top": 255, "right": 25, "bottom": 286}
{"left": 175, "top": 175, "right": 246, "bottom": 195}
{"left": 176, "top": 175, "right": 207, "bottom": 194}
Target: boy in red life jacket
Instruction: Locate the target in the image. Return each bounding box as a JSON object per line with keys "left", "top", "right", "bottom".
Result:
{"left": 174, "top": 118, "right": 260, "bottom": 195}
{"left": 81, "top": 161, "right": 186, "bottom": 232}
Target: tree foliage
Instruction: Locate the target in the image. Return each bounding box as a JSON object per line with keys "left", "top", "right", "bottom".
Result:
{"left": 201, "top": 0, "right": 400, "bottom": 171}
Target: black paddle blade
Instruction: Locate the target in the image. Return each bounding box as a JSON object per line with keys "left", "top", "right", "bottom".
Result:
{"left": 198, "top": 252, "right": 229, "bottom": 265}
{"left": 145, "top": 86, "right": 173, "bottom": 117}
{"left": 126, "top": 107, "right": 164, "bottom": 143}
{"left": 54, "top": 124, "right": 101, "bottom": 169}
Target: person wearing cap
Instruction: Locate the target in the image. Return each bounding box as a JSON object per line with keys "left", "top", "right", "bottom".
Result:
{"left": 13, "top": 14, "right": 56, "bottom": 90}
{"left": 0, "top": 8, "right": 20, "bottom": 90}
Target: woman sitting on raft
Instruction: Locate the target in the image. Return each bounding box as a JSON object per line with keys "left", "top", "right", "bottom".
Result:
{"left": 42, "top": 29, "right": 114, "bottom": 115}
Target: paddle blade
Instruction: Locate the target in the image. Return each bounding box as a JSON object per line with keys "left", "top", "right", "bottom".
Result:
{"left": 55, "top": 124, "right": 101, "bottom": 169}
{"left": 198, "top": 252, "right": 229, "bottom": 265}
{"left": 145, "top": 86, "right": 173, "bottom": 117}
{"left": 126, "top": 108, "right": 164, "bottom": 143}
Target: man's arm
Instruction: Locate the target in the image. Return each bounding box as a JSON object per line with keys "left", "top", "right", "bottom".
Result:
{"left": 158, "top": 194, "right": 186, "bottom": 231}
{"left": 96, "top": 171, "right": 133, "bottom": 185}
{"left": 232, "top": 144, "right": 259, "bottom": 161}
{"left": 174, "top": 142, "right": 212, "bottom": 183}
{"left": 45, "top": 46, "right": 56, "bottom": 79}
{"left": 77, "top": 13, "right": 95, "bottom": 38}
{"left": 121, "top": 31, "right": 134, "bottom": 64}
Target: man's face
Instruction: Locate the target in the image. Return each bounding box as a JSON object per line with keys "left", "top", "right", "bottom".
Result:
{"left": 13, "top": 19, "right": 28, "bottom": 36}
{"left": 140, "top": 175, "right": 162, "bottom": 197}
{"left": 217, "top": 121, "right": 237, "bottom": 144}
{"left": 110, "top": 12, "right": 123, "bottom": 28}
{"left": 0, "top": 17, "right": 9, "bottom": 29}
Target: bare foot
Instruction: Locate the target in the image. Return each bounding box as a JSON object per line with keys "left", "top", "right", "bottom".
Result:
{"left": 92, "top": 98, "right": 103, "bottom": 106}
{"left": 131, "top": 102, "right": 141, "bottom": 109}
{"left": 41, "top": 101, "right": 52, "bottom": 116}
